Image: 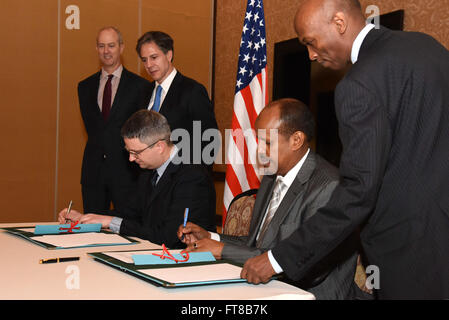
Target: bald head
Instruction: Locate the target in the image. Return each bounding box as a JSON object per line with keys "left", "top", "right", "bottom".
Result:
{"left": 294, "top": 0, "right": 366, "bottom": 70}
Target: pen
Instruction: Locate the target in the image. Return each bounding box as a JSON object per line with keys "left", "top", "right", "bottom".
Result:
{"left": 65, "top": 200, "right": 73, "bottom": 223}
{"left": 181, "top": 208, "right": 189, "bottom": 241}
{"left": 183, "top": 208, "right": 189, "bottom": 227}
{"left": 39, "top": 257, "right": 80, "bottom": 264}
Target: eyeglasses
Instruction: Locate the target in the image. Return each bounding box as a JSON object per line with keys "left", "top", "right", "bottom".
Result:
{"left": 125, "top": 139, "right": 163, "bottom": 157}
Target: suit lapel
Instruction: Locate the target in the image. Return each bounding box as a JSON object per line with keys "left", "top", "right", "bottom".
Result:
{"left": 159, "top": 72, "right": 183, "bottom": 117}
{"left": 247, "top": 175, "right": 276, "bottom": 245}
{"left": 106, "top": 68, "right": 129, "bottom": 122}
{"left": 257, "top": 152, "right": 317, "bottom": 248}
{"left": 146, "top": 161, "right": 180, "bottom": 206}
{"left": 89, "top": 72, "right": 102, "bottom": 119}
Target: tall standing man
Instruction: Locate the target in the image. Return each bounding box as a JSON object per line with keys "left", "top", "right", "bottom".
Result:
{"left": 136, "top": 31, "right": 219, "bottom": 170}
{"left": 78, "top": 26, "right": 152, "bottom": 215}
{"left": 241, "top": 0, "right": 449, "bottom": 299}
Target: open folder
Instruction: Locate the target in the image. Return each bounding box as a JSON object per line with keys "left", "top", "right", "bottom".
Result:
{"left": 1, "top": 225, "right": 139, "bottom": 249}
{"left": 88, "top": 249, "right": 255, "bottom": 288}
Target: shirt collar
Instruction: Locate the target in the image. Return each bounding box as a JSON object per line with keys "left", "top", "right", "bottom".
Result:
{"left": 351, "top": 23, "right": 376, "bottom": 64}
{"left": 101, "top": 64, "right": 123, "bottom": 79}
{"left": 157, "top": 68, "right": 177, "bottom": 93}
{"left": 278, "top": 148, "right": 310, "bottom": 188}
{"left": 156, "top": 144, "right": 179, "bottom": 178}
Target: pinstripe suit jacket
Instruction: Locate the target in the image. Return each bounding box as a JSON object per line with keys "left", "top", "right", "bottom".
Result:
{"left": 221, "top": 152, "right": 360, "bottom": 299}
{"left": 272, "top": 27, "right": 449, "bottom": 299}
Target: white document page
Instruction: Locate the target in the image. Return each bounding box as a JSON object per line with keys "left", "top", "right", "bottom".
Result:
{"left": 30, "top": 232, "right": 131, "bottom": 248}
{"left": 138, "top": 263, "right": 243, "bottom": 284}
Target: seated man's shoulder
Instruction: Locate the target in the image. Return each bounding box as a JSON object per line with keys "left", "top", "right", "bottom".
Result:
{"left": 313, "top": 154, "right": 339, "bottom": 183}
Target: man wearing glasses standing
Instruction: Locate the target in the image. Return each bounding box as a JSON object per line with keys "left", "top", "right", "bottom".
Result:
{"left": 78, "top": 26, "right": 151, "bottom": 216}
{"left": 59, "top": 110, "right": 216, "bottom": 248}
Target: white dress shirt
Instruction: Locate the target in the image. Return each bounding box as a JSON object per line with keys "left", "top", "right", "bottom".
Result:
{"left": 351, "top": 23, "right": 375, "bottom": 64}
{"left": 147, "top": 68, "right": 177, "bottom": 112}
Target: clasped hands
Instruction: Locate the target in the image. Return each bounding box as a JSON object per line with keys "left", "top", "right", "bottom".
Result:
{"left": 177, "top": 222, "right": 276, "bottom": 284}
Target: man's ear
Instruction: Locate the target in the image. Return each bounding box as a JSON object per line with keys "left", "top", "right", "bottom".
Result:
{"left": 290, "top": 131, "right": 306, "bottom": 151}
{"left": 333, "top": 11, "right": 348, "bottom": 35}
{"left": 167, "top": 49, "right": 173, "bottom": 63}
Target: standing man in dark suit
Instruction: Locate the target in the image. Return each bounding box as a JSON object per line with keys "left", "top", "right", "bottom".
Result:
{"left": 241, "top": 0, "right": 449, "bottom": 299}
{"left": 136, "top": 31, "right": 219, "bottom": 169}
{"left": 78, "top": 26, "right": 152, "bottom": 215}
{"left": 59, "top": 110, "right": 216, "bottom": 248}
{"left": 178, "top": 99, "right": 361, "bottom": 299}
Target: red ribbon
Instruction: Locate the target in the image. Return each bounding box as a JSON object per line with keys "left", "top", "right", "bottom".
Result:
{"left": 151, "top": 244, "right": 189, "bottom": 263}
{"left": 59, "top": 221, "right": 81, "bottom": 233}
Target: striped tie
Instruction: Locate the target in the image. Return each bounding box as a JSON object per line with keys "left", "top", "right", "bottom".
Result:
{"left": 256, "top": 178, "right": 287, "bottom": 246}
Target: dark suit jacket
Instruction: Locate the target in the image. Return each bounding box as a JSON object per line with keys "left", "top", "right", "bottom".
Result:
{"left": 272, "top": 27, "right": 449, "bottom": 299}
{"left": 150, "top": 71, "right": 219, "bottom": 167}
{"left": 118, "top": 162, "right": 216, "bottom": 249}
{"left": 221, "top": 152, "right": 359, "bottom": 299}
{"left": 78, "top": 67, "right": 151, "bottom": 187}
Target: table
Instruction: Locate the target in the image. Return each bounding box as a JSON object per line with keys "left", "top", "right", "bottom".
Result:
{"left": 0, "top": 222, "right": 315, "bottom": 300}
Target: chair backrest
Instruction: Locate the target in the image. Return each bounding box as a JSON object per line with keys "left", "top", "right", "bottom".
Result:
{"left": 223, "top": 189, "right": 258, "bottom": 236}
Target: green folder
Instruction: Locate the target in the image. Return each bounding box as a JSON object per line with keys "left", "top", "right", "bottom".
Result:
{"left": 1, "top": 226, "right": 139, "bottom": 250}
{"left": 88, "top": 249, "right": 250, "bottom": 288}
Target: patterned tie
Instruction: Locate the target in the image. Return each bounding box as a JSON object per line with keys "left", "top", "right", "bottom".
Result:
{"left": 102, "top": 74, "right": 113, "bottom": 121}
{"left": 256, "top": 178, "right": 287, "bottom": 246}
{"left": 152, "top": 85, "right": 163, "bottom": 112}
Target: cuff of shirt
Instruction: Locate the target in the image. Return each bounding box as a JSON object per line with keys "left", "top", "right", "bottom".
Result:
{"left": 109, "top": 217, "right": 123, "bottom": 233}
{"left": 268, "top": 250, "right": 283, "bottom": 274}
{"left": 209, "top": 232, "right": 221, "bottom": 242}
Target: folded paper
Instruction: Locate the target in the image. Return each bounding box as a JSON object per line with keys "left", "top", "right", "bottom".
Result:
{"left": 34, "top": 223, "right": 102, "bottom": 235}
{"left": 132, "top": 251, "right": 216, "bottom": 265}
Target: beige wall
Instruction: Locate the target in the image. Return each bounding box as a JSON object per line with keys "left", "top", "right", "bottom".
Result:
{"left": 0, "top": 0, "right": 213, "bottom": 223}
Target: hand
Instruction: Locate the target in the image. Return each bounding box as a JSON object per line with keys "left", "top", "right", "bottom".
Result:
{"left": 184, "top": 238, "right": 224, "bottom": 259}
{"left": 240, "top": 252, "right": 276, "bottom": 284}
{"left": 58, "top": 208, "right": 83, "bottom": 224}
{"left": 177, "top": 222, "right": 210, "bottom": 244}
{"left": 79, "top": 214, "right": 113, "bottom": 229}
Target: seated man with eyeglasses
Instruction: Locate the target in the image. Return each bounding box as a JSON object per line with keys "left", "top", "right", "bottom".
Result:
{"left": 58, "top": 110, "right": 216, "bottom": 248}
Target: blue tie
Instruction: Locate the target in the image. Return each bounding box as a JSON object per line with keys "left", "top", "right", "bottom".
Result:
{"left": 152, "top": 85, "right": 163, "bottom": 112}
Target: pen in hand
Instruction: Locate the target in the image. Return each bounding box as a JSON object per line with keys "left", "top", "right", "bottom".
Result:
{"left": 65, "top": 200, "right": 73, "bottom": 223}
{"left": 181, "top": 208, "right": 189, "bottom": 241}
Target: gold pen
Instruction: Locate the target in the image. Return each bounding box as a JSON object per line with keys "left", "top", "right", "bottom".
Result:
{"left": 39, "top": 257, "right": 79, "bottom": 264}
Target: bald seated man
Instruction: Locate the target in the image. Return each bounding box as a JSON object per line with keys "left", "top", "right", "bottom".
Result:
{"left": 179, "top": 98, "right": 363, "bottom": 299}
{"left": 241, "top": 0, "right": 449, "bottom": 299}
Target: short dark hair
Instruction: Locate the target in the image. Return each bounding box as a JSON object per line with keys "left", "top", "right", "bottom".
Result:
{"left": 265, "top": 98, "right": 315, "bottom": 142}
{"left": 136, "top": 31, "right": 174, "bottom": 61}
{"left": 121, "top": 110, "right": 172, "bottom": 146}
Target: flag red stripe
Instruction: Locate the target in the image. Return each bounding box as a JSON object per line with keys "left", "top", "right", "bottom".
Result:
{"left": 240, "top": 86, "right": 258, "bottom": 128}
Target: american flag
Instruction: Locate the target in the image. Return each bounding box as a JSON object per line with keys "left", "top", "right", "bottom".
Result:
{"left": 223, "top": 0, "right": 268, "bottom": 225}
